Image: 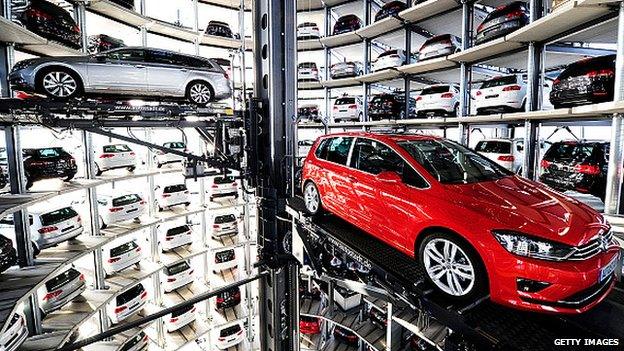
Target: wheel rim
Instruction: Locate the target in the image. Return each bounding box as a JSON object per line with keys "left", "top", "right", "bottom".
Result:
{"left": 43, "top": 71, "right": 77, "bottom": 97}
{"left": 423, "top": 238, "right": 475, "bottom": 296}
{"left": 189, "top": 83, "right": 211, "bottom": 104}
{"left": 304, "top": 184, "right": 319, "bottom": 213}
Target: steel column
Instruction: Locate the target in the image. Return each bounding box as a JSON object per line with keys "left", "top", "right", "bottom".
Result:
{"left": 404, "top": 29, "right": 412, "bottom": 120}
{"left": 458, "top": 1, "right": 472, "bottom": 134}
{"left": 385, "top": 303, "right": 393, "bottom": 351}
{"left": 1, "top": 0, "right": 14, "bottom": 97}
{"left": 73, "top": 3, "right": 88, "bottom": 53}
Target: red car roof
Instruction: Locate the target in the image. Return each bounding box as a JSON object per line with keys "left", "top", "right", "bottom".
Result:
{"left": 319, "top": 132, "right": 441, "bottom": 143}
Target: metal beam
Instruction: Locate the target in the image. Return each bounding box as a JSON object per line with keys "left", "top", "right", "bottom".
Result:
{"left": 545, "top": 43, "right": 616, "bottom": 57}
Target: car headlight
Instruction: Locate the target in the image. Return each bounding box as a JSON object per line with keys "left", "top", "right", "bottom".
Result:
{"left": 492, "top": 230, "right": 574, "bottom": 261}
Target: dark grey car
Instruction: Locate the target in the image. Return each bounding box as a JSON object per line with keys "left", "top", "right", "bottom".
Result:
{"left": 8, "top": 47, "right": 232, "bottom": 105}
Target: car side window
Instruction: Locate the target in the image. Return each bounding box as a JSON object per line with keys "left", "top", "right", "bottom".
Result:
{"left": 516, "top": 141, "right": 524, "bottom": 152}
{"left": 325, "top": 137, "right": 353, "bottom": 165}
{"left": 314, "top": 138, "right": 331, "bottom": 159}
{"left": 350, "top": 138, "right": 402, "bottom": 175}
{"left": 107, "top": 49, "right": 145, "bottom": 62}
{"left": 402, "top": 163, "right": 428, "bottom": 189}
{"left": 145, "top": 50, "right": 177, "bottom": 65}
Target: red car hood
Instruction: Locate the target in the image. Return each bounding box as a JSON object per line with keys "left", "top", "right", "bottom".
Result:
{"left": 444, "top": 176, "right": 606, "bottom": 246}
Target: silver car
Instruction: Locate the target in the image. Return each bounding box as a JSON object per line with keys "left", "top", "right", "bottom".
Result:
{"left": 8, "top": 47, "right": 232, "bottom": 105}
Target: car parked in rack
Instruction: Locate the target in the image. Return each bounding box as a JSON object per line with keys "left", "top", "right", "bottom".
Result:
{"left": 368, "top": 306, "right": 387, "bottom": 328}
{"left": 0, "top": 313, "right": 28, "bottom": 351}
{"left": 301, "top": 133, "right": 619, "bottom": 313}
{"left": 418, "top": 34, "right": 461, "bottom": 60}
{"left": 550, "top": 55, "right": 616, "bottom": 109}
{"left": 416, "top": 84, "right": 460, "bottom": 117}
{"left": 474, "top": 75, "right": 527, "bottom": 114}
{"left": 38, "top": 267, "right": 86, "bottom": 315}
{"left": 215, "top": 321, "right": 245, "bottom": 349}
{"left": 108, "top": 0, "right": 135, "bottom": 10}
{"left": 540, "top": 140, "right": 609, "bottom": 201}
{"left": 333, "top": 14, "right": 362, "bottom": 35}
{"left": 298, "top": 104, "right": 322, "bottom": 123}
{"left": 333, "top": 96, "right": 363, "bottom": 122}
{"left": 475, "top": 2, "right": 529, "bottom": 45}
{"left": 372, "top": 49, "right": 414, "bottom": 72}
{"left": 23, "top": 147, "right": 77, "bottom": 189}
{"left": 330, "top": 61, "right": 363, "bottom": 79}
{"left": 120, "top": 331, "right": 149, "bottom": 351}
{"left": 103, "top": 239, "right": 142, "bottom": 275}
{"left": 297, "top": 22, "right": 321, "bottom": 39}
{"left": 298, "top": 62, "right": 320, "bottom": 81}
{"left": 9, "top": 47, "right": 232, "bottom": 105}
{"left": 216, "top": 286, "right": 241, "bottom": 309}
{"left": 300, "top": 315, "right": 322, "bottom": 335}
{"left": 11, "top": 0, "right": 81, "bottom": 49}
{"left": 475, "top": 138, "right": 525, "bottom": 173}
{"left": 368, "top": 93, "right": 416, "bottom": 120}
{"left": 108, "top": 283, "right": 148, "bottom": 324}
{"left": 155, "top": 183, "right": 191, "bottom": 211}
{"left": 208, "top": 175, "right": 239, "bottom": 201}
{"left": 0, "top": 235, "right": 17, "bottom": 274}
{"left": 212, "top": 213, "right": 239, "bottom": 238}
{"left": 97, "top": 193, "right": 146, "bottom": 229}
{"left": 94, "top": 143, "right": 136, "bottom": 175}
{"left": 375, "top": 1, "right": 408, "bottom": 21}
{"left": 163, "top": 260, "right": 194, "bottom": 292}
{"left": 159, "top": 224, "right": 193, "bottom": 251}
{"left": 88, "top": 34, "right": 125, "bottom": 54}
{"left": 333, "top": 325, "right": 358, "bottom": 346}
{"left": 205, "top": 20, "right": 234, "bottom": 38}
{"left": 154, "top": 141, "right": 187, "bottom": 167}
{"left": 165, "top": 304, "right": 196, "bottom": 332}
{"left": 214, "top": 248, "right": 237, "bottom": 273}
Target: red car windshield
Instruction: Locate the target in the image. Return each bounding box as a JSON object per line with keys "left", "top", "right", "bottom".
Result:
{"left": 398, "top": 139, "right": 511, "bottom": 184}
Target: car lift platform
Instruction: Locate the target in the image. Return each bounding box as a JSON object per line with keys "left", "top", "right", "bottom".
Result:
{"left": 286, "top": 197, "right": 624, "bottom": 351}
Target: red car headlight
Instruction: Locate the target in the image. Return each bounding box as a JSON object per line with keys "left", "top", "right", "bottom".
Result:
{"left": 492, "top": 230, "right": 575, "bottom": 261}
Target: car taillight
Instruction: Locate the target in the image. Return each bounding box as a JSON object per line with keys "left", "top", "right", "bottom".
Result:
{"left": 165, "top": 236, "right": 173, "bottom": 241}
{"left": 100, "top": 154, "right": 115, "bottom": 158}
{"left": 416, "top": 96, "right": 422, "bottom": 101}
{"left": 231, "top": 182, "right": 237, "bottom": 186}
{"left": 218, "top": 337, "right": 225, "bottom": 341}
{"left": 586, "top": 68, "right": 614, "bottom": 79}
{"left": 333, "top": 106, "right": 338, "bottom": 111}
{"left": 136, "top": 247, "right": 142, "bottom": 252}
{"left": 211, "top": 185, "right": 219, "bottom": 188}
{"left": 114, "top": 305, "right": 127, "bottom": 314}
{"left": 216, "top": 297, "right": 224, "bottom": 303}
{"left": 108, "top": 257, "right": 121, "bottom": 263}
{"left": 130, "top": 152, "right": 136, "bottom": 156}
{"left": 213, "top": 224, "right": 220, "bottom": 228}
{"left": 223, "top": 72, "right": 229, "bottom": 80}
{"left": 505, "top": 9, "right": 524, "bottom": 19}
{"left": 502, "top": 85, "right": 521, "bottom": 91}
{"left": 189, "top": 270, "right": 194, "bottom": 274}
{"left": 498, "top": 155, "right": 514, "bottom": 162}
{"left": 313, "top": 26, "right": 319, "bottom": 31}
{"left": 79, "top": 274, "right": 85, "bottom": 281}
{"left": 72, "top": 25, "right": 80, "bottom": 33}
{"left": 540, "top": 159, "right": 551, "bottom": 169}
{"left": 476, "top": 90, "right": 482, "bottom": 96}
{"left": 38, "top": 226, "right": 58, "bottom": 234}
{"left": 76, "top": 216, "right": 81, "bottom": 222}
{"left": 167, "top": 277, "right": 176, "bottom": 282}
{"left": 348, "top": 104, "right": 357, "bottom": 109}
{"left": 553, "top": 78, "right": 560, "bottom": 85}
{"left": 43, "top": 289, "right": 62, "bottom": 301}
{"left": 27, "top": 8, "right": 52, "bottom": 20}
{"left": 170, "top": 317, "right": 178, "bottom": 323}
{"left": 140, "top": 291, "right": 148, "bottom": 299}
{"left": 143, "top": 335, "right": 148, "bottom": 342}
{"left": 162, "top": 194, "right": 171, "bottom": 198}
{"left": 139, "top": 200, "right": 146, "bottom": 205}
{"left": 440, "top": 93, "right": 453, "bottom": 98}
{"left": 30, "top": 160, "right": 52, "bottom": 167}
{"left": 575, "top": 164, "right": 601, "bottom": 175}
{"left": 109, "top": 207, "right": 123, "bottom": 212}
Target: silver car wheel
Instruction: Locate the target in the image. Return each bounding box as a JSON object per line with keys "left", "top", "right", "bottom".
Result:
{"left": 423, "top": 238, "right": 475, "bottom": 297}
{"left": 43, "top": 71, "right": 77, "bottom": 97}
{"left": 304, "top": 183, "right": 319, "bottom": 214}
{"left": 189, "top": 83, "right": 212, "bottom": 104}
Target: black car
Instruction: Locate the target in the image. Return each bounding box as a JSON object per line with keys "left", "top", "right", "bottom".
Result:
{"left": 375, "top": 1, "right": 408, "bottom": 21}
{"left": 23, "top": 147, "right": 77, "bottom": 189}
{"left": 550, "top": 55, "right": 616, "bottom": 109}
{"left": 12, "top": 0, "right": 81, "bottom": 49}
{"left": 368, "top": 306, "right": 387, "bottom": 328}
{"left": 475, "top": 2, "right": 529, "bottom": 45}
{"left": 109, "top": 0, "right": 135, "bottom": 10}
{"left": 333, "top": 326, "right": 359, "bottom": 346}
{"left": 333, "top": 14, "right": 362, "bottom": 35}
{"left": 87, "top": 34, "right": 125, "bottom": 54}
{"left": 216, "top": 286, "right": 241, "bottom": 309}
{"left": 539, "top": 141, "right": 608, "bottom": 201}
{"left": 368, "top": 93, "right": 416, "bottom": 120}
{"left": 205, "top": 20, "right": 234, "bottom": 38}
{"left": 298, "top": 104, "right": 322, "bottom": 122}
{"left": 0, "top": 235, "right": 17, "bottom": 274}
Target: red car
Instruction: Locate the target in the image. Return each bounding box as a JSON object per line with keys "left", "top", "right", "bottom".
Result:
{"left": 301, "top": 132, "right": 619, "bottom": 314}
{"left": 300, "top": 315, "right": 321, "bottom": 334}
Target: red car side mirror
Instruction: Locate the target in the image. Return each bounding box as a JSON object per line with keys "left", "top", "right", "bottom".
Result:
{"left": 376, "top": 171, "right": 401, "bottom": 183}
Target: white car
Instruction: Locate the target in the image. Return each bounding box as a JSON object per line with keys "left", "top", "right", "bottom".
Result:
{"left": 119, "top": 331, "right": 149, "bottom": 351}
{"left": 165, "top": 304, "right": 196, "bottom": 332}
{"left": 155, "top": 184, "right": 191, "bottom": 211}
{"left": 372, "top": 49, "right": 409, "bottom": 71}
{"left": 297, "top": 22, "right": 320, "bottom": 39}
{"left": 215, "top": 321, "right": 245, "bottom": 349}
{"left": 163, "top": 260, "right": 194, "bottom": 293}
{"left": 38, "top": 267, "right": 86, "bottom": 315}
{"left": 208, "top": 176, "right": 239, "bottom": 201}
{"left": 474, "top": 74, "right": 527, "bottom": 114}
{"left": 416, "top": 84, "right": 461, "bottom": 117}
{"left": 475, "top": 138, "right": 551, "bottom": 173}
{"left": 298, "top": 62, "right": 320, "bottom": 81}
{"left": 211, "top": 213, "right": 239, "bottom": 238}
{"left": 332, "top": 96, "right": 363, "bottom": 122}
{"left": 213, "top": 248, "right": 237, "bottom": 273}
{"left": 154, "top": 142, "right": 187, "bottom": 168}
{"left": 108, "top": 283, "right": 147, "bottom": 324}
{"left": 0, "top": 313, "right": 28, "bottom": 351}
{"left": 159, "top": 224, "right": 193, "bottom": 251}
{"left": 97, "top": 193, "right": 146, "bottom": 229}
{"left": 94, "top": 144, "right": 136, "bottom": 176}
{"left": 0, "top": 206, "right": 83, "bottom": 255}
{"left": 298, "top": 140, "right": 314, "bottom": 157}
{"left": 103, "top": 240, "right": 142, "bottom": 275}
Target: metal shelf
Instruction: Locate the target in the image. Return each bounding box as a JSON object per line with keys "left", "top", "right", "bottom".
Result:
{"left": 320, "top": 32, "right": 361, "bottom": 49}
{"left": 397, "top": 56, "right": 457, "bottom": 75}
{"left": 0, "top": 17, "right": 46, "bottom": 45}
{"left": 449, "top": 37, "right": 524, "bottom": 64}
{"left": 356, "top": 17, "right": 403, "bottom": 39}
{"left": 298, "top": 38, "right": 324, "bottom": 51}
{"left": 299, "top": 80, "right": 325, "bottom": 90}
{"left": 357, "top": 69, "right": 401, "bottom": 83}
{"left": 323, "top": 77, "right": 362, "bottom": 88}
{"left": 398, "top": 0, "right": 462, "bottom": 23}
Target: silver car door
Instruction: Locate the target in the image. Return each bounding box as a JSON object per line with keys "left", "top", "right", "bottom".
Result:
{"left": 86, "top": 49, "right": 148, "bottom": 93}
{"left": 144, "top": 50, "right": 190, "bottom": 96}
